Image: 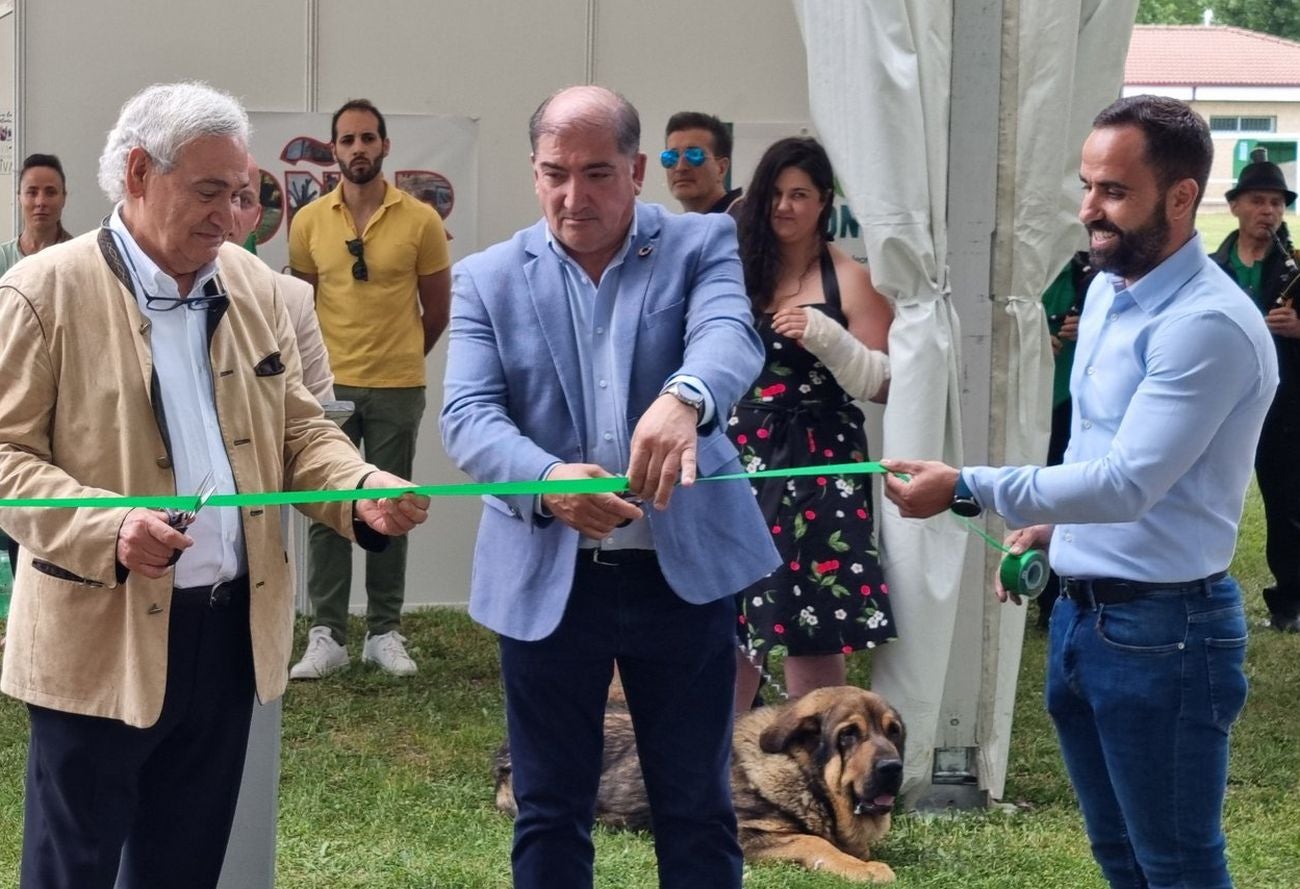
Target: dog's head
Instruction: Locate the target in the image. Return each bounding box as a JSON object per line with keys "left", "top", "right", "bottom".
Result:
{"left": 759, "top": 686, "right": 906, "bottom": 818}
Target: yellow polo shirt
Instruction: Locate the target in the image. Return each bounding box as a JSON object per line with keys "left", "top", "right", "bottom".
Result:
{"left": 289, "top": 182, "right": 450, "bottom": 388}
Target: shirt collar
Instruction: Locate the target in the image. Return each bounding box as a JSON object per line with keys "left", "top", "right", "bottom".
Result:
{"left": 1106, "top": 231, "right": 1204, "bottom": 312}
{"left": 544, "top": 210, "right": 639, "bottom": 282}
{"left": 707, "top": 188, "right": 742, "bottom": 214}
{"left": 107, "top": 204, "right": 218, "bottom": 301}
{"left": 328, "top": 179, "right": 397, "bottom": 210}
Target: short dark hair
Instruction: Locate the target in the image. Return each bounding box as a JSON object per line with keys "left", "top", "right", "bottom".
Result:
{"left": 529, "top": 87, "right": 640, "bottom": 158}
{"left": 331, "top": 99, "right": 387, "bottom": 143}
{"left": 19, "top": 153, "right": 67, "bottom": 188}
{"left": 737, "top": 137, "right": 836, "bottom": 313}
{"left": 1092, "top": 95, "right": 1213, "bottom": 207}
{"left": 665, "top": 111, "right": 732, "bottom": 160}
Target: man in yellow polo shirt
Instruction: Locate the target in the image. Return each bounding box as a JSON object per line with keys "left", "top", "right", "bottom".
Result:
{"left": 288, "top": 98, "right": 451, "bottom": 678}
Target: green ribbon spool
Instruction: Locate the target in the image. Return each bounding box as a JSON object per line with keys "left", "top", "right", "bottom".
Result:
{"left": 999, "top": 548, "right": 1049, "bottom": 599}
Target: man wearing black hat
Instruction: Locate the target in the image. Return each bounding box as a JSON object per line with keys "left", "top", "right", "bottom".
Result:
{"left": 1212, "top": 149, "right": 1300, "bottom": 631}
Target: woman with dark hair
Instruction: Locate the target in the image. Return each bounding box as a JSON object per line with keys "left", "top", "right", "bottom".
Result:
{"left": 0, "top": 153, "right": 72, "bottom": 276}
{"left": 1, "top": 153, "right": 72, "bottom": 572}
{"left": 730, "top": 136, "right": 895, "bottom": 710}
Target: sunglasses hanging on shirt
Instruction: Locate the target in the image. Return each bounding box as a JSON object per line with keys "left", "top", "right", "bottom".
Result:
{"left": 346, "top": 238, "right": 368, "bottom": 281}
{"left": 144, "top": 274, "right": 231, "bottom": 312}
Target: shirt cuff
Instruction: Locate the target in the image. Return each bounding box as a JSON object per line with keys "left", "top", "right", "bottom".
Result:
{"left": 957, "top": 468, "right": 985, "bottom": 510}
{"left": 535, "top": 461, "right": 561, "bottom": 518}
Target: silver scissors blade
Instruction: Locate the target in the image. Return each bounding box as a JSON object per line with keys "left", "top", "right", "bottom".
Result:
{"left": 191, "top": 470, "right": 218, "bottom": 517}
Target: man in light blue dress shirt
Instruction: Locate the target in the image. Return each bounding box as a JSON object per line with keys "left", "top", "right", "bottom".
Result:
{"left": 882, "top": 96, "right": 1277, "bottom": 888}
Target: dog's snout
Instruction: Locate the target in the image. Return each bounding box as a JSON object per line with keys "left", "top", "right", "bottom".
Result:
{"left": 875, "top": 757, "right": 903, "bottom": 791}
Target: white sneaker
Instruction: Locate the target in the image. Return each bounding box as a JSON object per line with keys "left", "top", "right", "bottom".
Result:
{"left": 362, "top": 630, "right": 418, "bottom": 676}
{"left": 289, "top": 626, "right": 350, "bottom": 680}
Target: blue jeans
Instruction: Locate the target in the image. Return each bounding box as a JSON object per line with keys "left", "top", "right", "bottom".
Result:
{"left": 499, "top": 556, "right": 741, "bottom": 889}
{"left": 1046, "top": 576, "right": 1248, "bottom": 888}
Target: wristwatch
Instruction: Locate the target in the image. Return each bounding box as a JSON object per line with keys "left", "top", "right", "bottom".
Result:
{"left": 663, "top": 380, "right": 705, "bottom": 419}
{"left": 950, "top": 473, "right": 982, "bottom": 518}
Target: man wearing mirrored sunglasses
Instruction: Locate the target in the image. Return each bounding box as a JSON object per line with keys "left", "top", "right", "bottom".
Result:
{"left": 663, "top": 111, "right": 742, "bottom": 216}
{"left": 288, "top": 98, "right": 451, "bottom": 679}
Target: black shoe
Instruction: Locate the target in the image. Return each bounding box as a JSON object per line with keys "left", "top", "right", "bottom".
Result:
{"left": 1266, "top": 612, "right": 1300, "bottom": 633}
{"left": 1262, "top": 586, "right": 1300, "bottom": 633}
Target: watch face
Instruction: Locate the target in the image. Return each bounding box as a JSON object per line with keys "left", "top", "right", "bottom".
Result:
{"left": 670, "top": 384, "right": 702, "bottom": 408}
{"left": 950, "top": 498, "right": 981, "bottom": 518}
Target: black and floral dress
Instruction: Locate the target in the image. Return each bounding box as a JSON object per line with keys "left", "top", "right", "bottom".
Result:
{"left": 729, "top": 250, "right": 895, "bottom": 658}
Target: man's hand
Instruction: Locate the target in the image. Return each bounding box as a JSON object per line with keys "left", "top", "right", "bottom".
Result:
{"left": 1057, "top": 312, "right": 1080, "bottom": 343}
{"left": 627, "top": 394, "right": 698, "bottom": 510}
{"left": 116, "top": 509, "right": 193, "bottom": 579}
{"left": 542, "top": 463, "right": 643, "bottom": 539}
{"left": 1265, "top": 305, "right": 1300, "bottom": 339}
{"left": 880, "top": 458, "right": 961, "bottom": 518}
{"left": 355, "top": 472, "right": 430, "bottom": 536}
{"left": 995, "top": 524, "right": 1053, "bottom": 605}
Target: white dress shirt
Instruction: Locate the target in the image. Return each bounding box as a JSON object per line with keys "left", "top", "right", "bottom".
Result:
{"left": 108, "top": 207, "right": 246, "bottom": 586}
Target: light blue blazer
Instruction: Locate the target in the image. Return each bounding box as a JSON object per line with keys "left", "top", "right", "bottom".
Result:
{"left": 440, "top": 203, "right": 780, "bottom": 641}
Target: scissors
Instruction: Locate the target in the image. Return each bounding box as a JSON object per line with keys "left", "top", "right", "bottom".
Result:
{"left": 163, "top": 471, "right": 218, "bottom": 566}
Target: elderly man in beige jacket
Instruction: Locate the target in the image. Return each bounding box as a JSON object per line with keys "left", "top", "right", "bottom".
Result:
{"left": 0, "top": 81, "right": 429, "bottom": 889}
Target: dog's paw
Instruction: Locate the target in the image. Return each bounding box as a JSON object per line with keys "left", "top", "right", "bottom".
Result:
{"left": 824, "top": 857, "right": 895, "bottom": 883}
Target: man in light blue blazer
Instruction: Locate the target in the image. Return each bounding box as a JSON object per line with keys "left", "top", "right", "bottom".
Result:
{"left": 441, "top": 86, "right": 779, "bottom": 889}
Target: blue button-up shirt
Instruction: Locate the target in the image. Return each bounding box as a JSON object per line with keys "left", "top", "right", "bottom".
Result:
{"left": 966, "top": 233, "right": 1278, "bottom": 582}
{"left": 544, "top": 220, "right": 715, "bottom": 551}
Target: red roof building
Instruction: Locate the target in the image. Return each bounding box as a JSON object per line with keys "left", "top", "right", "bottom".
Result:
{"left": 1124, "top": 25, "right": 1300, "bottom": 205}
{"left": 1126, "top": 25, "right": 1300, "bottom": 89}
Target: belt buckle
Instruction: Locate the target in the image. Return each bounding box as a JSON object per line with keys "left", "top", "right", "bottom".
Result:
{"left": 591, "top": 548, "right": 619, "bottom": 567}
{"left": 209, "top": 581, "right": 231, "bottom": 608}
{"left": 1064, "top": 578, "right": 1093, "bottom": 607}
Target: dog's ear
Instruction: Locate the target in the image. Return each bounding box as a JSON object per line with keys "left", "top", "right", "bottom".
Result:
{"left": 759, "top": 708, "right": 823, "bottom": 754}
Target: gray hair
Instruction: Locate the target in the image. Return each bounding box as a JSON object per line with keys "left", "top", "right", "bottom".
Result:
{"left": 529, "top": 85, "right": 640, "bottom": 158}
{"left": 98, "top": 81, "right": 251, "bottom": 203}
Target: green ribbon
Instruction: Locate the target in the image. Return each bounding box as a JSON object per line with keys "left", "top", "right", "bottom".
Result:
{"left": 0, "top": 461, "right": 888, "bottom": 511}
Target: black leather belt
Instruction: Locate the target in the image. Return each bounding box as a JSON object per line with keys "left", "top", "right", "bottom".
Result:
{"left": 578, "top": 548, "right": 658, "bottom": 568}
{"left": 173, "top": 575, "right": 249, "bottom": 609}
{"left": 1061, "top": 571, "right": 1227, "bottom": 606}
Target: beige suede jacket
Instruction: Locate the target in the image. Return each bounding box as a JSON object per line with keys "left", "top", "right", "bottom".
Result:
{"left": 0, "top": 231, "right": 377, "bottom": 727}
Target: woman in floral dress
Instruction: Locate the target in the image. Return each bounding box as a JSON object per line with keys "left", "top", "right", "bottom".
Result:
{"left": 730, "top": 137, "right": 895, "bottom": 711}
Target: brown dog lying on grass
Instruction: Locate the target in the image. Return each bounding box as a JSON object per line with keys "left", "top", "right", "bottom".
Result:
{"left": 494, "top": 685, "right": 905, "bottom": 883}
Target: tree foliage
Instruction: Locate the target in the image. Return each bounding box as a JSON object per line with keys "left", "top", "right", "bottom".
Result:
{"left": 1136, "top": 0, "right": 1300, "bottom": 41}
{"left": 1212, "top": 1, "right": 1300, "bottom": 42}
{"left": 1136, "top": 0, "right": 1206, "bottom": 25}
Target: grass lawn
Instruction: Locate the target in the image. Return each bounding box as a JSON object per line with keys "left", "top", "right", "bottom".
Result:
{"left": 1197, "top": 210, "right": 1238, "bottom": 251}
{"left": 0, "top": 479, "right": 1295, "bottom": 887}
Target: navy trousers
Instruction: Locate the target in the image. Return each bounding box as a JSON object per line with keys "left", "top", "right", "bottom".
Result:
{"left": 21, "top": 581, "right": 256, "bottom": 889}
{"left": 499, "top": 553, "right": 742, "bottom": 889}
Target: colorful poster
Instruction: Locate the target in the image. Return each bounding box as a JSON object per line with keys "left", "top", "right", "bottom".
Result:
{"left": 0, "top": 109, "right": 13, "bottom": 241}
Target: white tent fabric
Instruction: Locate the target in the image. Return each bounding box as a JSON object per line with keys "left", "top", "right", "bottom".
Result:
{"left": 794, "top": 0, "right": 967, "bottom": 799}
{"left": 978, "top": 0, "right": 1138, "bottom": 797}
{"left": 794, "top": 0, "right": 1137, "bottom": 799}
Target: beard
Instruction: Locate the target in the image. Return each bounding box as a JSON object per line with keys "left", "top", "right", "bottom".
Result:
{"left": 1087, "top": 199, "right": 1170, "bottom": 280}
{"left": 339, "top": 153, "right": 384, "bottom": 185}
